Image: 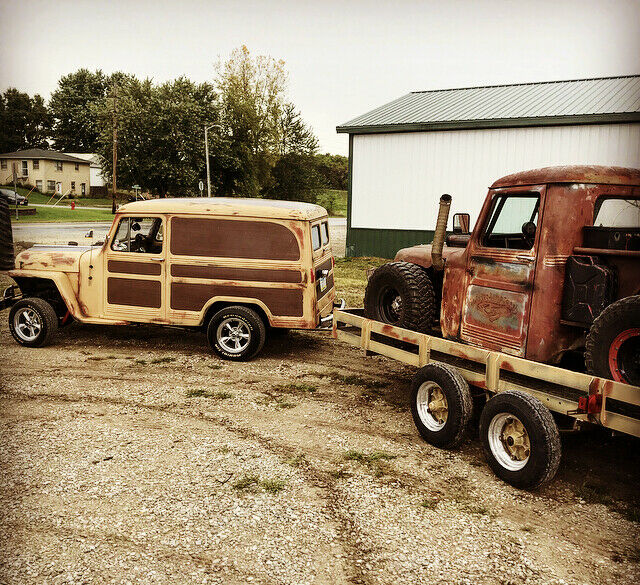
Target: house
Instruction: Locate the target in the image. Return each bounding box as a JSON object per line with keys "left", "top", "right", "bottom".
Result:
{"left": 336, "top": 75, "right": 640, "bottom": 257}
{"left": 0, "top": 148, "right": 92, "bottom": 197}
{"left": 64, "top": 153, "right": 107, "bottom": 196}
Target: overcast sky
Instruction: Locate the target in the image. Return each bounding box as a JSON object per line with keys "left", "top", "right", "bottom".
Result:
{"left": 1, "top": 0, "right": 639, "bottom": 155}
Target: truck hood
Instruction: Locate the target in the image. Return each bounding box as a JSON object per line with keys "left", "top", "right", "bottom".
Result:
{"left": 15, "top": 245, "right": 93, "bottom": 272}
{"left": 395, "top": 243, "right": 463, "bottom": 269}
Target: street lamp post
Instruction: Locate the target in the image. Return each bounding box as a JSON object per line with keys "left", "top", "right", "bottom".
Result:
{"left": 204, "top": 124, "right": 221, "bottom": 198}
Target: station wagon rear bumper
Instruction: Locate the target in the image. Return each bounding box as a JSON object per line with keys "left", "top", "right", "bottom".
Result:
{"left": 319, "top": 298, "right": 345, "bottom": 327}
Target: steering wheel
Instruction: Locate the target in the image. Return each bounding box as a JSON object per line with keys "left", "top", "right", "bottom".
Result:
{"left": 132, "top": 232, "right": 147, "bottom": 253}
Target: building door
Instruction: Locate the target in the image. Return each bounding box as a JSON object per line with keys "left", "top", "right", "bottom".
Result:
{"left": 104, "top": 215, "right": 166, "bottom": 321}
{"left": 459, "top": 185, "right": 545, "bottom": 357}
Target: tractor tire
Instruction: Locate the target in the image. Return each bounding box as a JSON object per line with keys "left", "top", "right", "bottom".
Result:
{"left": 364, "top": 262, "right": 435, "bottom": 332}
{"left": 0, "top": 197, "right": 15, "bottom": 270}
{"left": 585, "top": 296, "right": 640, "bottom": 386}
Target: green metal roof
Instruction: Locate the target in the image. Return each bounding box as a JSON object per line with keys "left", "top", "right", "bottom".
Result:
{"left": 337, "top": 75, "right": 640, "bottom": 134}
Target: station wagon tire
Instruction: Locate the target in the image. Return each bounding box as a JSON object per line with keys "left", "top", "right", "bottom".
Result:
{"left": 8, "top": 297, "right": 59, "bottom": 348}
{"left": 207, "top": 306, "right": 266, "bottom": 361}
{"left": 364, "top": 262, "right": 435, "bottom": 332}
{"left": 479, "top": 391, "right": 561, "bottom": 490}
{"left": 0, "top": 196, "right": 15, "bottom": 271}
{"left": 410, "top": 363, "right": 473, "bottom": 449}
{"left": 585, "top": 296, "right": 640, "bottom": 386}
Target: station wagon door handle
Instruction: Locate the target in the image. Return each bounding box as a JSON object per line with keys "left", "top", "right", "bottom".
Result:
{"left": 151, "top": 257, "right": 165, "bottom": 262}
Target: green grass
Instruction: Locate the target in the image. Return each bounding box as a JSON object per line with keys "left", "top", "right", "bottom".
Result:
{"left": 233, "top": 474, "right": 286, "bottom": 494}
{"left": 185, "top": 388, "right": 233, "bottom": 399}
{"left": 315, "top": 189, "right": 347, "bottom": 217}
{"left": 333, "top": 256, "right": 388, "bottom": 307}
{"left": 273, "top": 382, "right": 318, "bottom": 394}
{"left": 343, "top": 449, "right": 397, "bottom": 477}
{"left": 10, "top": 205, "right": 115, "bottom": 223}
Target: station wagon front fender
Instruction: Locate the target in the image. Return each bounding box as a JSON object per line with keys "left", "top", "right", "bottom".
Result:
{"left": 8, "top": 269, "right": 84, "bottom": 318}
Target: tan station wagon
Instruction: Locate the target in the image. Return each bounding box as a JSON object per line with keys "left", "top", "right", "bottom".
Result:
{"left": 0, "top": 197, "right": 340, "bottom": 360}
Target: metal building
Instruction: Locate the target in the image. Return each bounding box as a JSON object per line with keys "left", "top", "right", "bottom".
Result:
{"left": 336, "top": 75, "right": 640, "bottom": 258}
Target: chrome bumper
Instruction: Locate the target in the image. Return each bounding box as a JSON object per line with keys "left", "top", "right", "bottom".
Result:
{"left": 320, "top": 298, "right": 346, "bottom": 326}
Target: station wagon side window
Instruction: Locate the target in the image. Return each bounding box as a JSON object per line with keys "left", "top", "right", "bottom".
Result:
{"left": 312, "top": 225, "right": 322, "bottom": 251}
{"left": 481, "top": 193, "right": 540, "bottom": 250}
{"left": 111, "top": 217, "right": 163, "bottom": 254}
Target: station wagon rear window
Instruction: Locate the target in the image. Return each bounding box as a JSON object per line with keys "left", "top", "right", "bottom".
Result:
{"left": 312, "top": 225, "right": 321, "bottom": 250}
{"left": 321, "top": 222, "right": 330, "bottom": 246}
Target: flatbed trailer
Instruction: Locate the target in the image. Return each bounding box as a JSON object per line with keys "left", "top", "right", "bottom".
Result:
{"left": 334, "top": 308, "right": 640, "bottom": 488}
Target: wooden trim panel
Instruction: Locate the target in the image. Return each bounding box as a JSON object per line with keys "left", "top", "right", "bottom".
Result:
{"left": 171, "top": 264, "right": 301, "bottom": 283}
{"left": 170, "top": 282, "right": 303, "bottom": 316}
{"left": 108, "top": 259, "right": 162, "bottom": 276}
{"left": 107, "top": 277, "right": 162, "bottom": 308}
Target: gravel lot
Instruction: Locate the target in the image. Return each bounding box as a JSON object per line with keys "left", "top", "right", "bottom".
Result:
{"left": 1, "top": 316, "right": 639, "bottom": 585}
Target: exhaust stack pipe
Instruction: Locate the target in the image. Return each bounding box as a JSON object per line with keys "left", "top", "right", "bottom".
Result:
{"left": 431, "top": 194, "right": 452, "bottom": 271}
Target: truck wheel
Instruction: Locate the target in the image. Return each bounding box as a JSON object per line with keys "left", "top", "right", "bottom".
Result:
{"left": 364, "top": 262, "right": 435, "bottom": 332}
{"left": 0, "top": 196, "right": 15, "bottom": 270}
{"left": 585, "top": 296, "right": 640, "bottom": 386}
{"left": 479, "top": 391, "right": 561, "bottom": 490}
{"left": 207, "top": 306, "right": 266, "bottom": 361}
{"left": 410, "top": 363, "right": 473, "bottom": 448}
{"left": 8, "top": 297, "right": 59, "bottom": 348}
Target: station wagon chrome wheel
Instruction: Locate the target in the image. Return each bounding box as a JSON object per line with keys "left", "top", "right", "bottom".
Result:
{"left": 487, "top": 413, "right": 530, "bottom": 471}
{"left": 13, "top": 307, "right": 42, "bottom": 342}
{"left": 416, "top": 381, "right": 449, "bottom": 431}
{"left": 216, "top": 318, "right": 251, "bottom": 354}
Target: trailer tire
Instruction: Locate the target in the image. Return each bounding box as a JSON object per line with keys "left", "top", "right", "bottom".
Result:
{"left": 585, "top": 296, "right": 640, "bottom": 386}
{"left": 0, "top": 197, "right": 15, "bottom": 271}
{"left": 8, "top": 297, "right": 58, "bottom": 347}
{"left": 364, "top": 262, "right": 435, "bottom": 333}
{"left": 479, "top": 390, "right": 561, "bottom": 490}
{"left": 207, "top": 305, "right": 266, "bottom": 361}
{"left": 410, "top": 363, "right": 473, "bottom": 449}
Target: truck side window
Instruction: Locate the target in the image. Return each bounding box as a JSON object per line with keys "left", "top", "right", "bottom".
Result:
{"left": 594, "top": 198, "right": 640, "bottom": 227}
{"left": 312, "top": 225, "right": 321, "bottom": 250}
{"left": 482, "top": 194, "right": 539, "bottom": 250}
{"left": 111, "top": 217, "right": 163, "bottom": 254}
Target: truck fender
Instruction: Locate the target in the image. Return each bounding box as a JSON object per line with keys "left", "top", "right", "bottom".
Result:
{"left": 8, "top": 270, "right": 85, "bottom": 319}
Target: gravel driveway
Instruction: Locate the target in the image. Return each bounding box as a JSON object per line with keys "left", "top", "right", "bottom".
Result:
{"left": 1, "top": 319, "right": 638, "bottom": 585}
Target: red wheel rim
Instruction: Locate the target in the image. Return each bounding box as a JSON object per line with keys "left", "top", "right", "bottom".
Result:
{"left": 608, "top": 328, "right": 640, "bottom": 383}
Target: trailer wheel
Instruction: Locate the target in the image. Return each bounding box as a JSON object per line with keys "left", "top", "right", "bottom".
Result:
{"left": 8, "top": 297, "right": 58, "bottom": 347}
{"left": 585, "top": 296, "right": 640, "bottom": 386}
{"left": 364, "top": 262, "right": 435, "bottom": 333}
{"left": 207, "top": 305, "right": 266, "bottom": 361}
{"left": 479, "top": 391, "right": 561, "bottom": 490}
{"left": 410, "top": 363, "right": 473, "bottom": 448}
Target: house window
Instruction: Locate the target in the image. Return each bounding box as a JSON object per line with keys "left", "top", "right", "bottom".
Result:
{"left": 71, "top": 181, "right": 76, "bottom": 191}
{"left": 47, "top": 180, "right": 56, "bottom": 192}
{"left": 21, "top": 161, "right": 28, "bottom": 176}
{"left": 56, "top": 161, "right": 63, "bottom": 171}
{"left": 75, "top": 163, "right": 79, "bottom": 171}
{"left": 33, "top": 159, "right": 39, "bottom": 170}
{"left": 81, "top": 183, "right": 86, "bottom": 196}
{"left": 36, "top": 180, "right": 43, "bottom": 192}
{"left": 0, "top": 160, "right": 6, "bottom": 170}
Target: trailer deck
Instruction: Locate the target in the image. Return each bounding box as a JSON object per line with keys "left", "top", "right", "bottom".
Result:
{"left": 334, "top": 308, "right": 640, "bottom": 438}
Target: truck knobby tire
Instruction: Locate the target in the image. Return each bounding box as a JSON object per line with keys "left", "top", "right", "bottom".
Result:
{"left": 207, "top": 305, "right": 266, "bottom": 361}
{"left": 0, "top": 197, "right": 15, "bottom": 271}
{"left": 8, "top": 297, "right": 59, "bottom": 347}
{"left": 479, "top": 390, "right": 561, "bottom": 490}
{"left": 410, "top": 363, "right": 473, "bottom": 448}
{"left": 585, "top": 296, "right": 640, "bottom": 386}
{"left": 364, "top": 262, "right": 435, "bottom": 332}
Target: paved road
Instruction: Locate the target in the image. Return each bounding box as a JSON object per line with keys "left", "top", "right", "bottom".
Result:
{"left": 12, "top": 217, "right": 348, "bottom": 256}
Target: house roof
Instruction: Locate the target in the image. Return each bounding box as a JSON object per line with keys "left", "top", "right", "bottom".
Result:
{"left": 64, "top": 153, "right": 103, "bottom": 168}
{"left": 491, "top": 165, "right": 640, "bottom": 188}
{"left": 118, "top": 197, "right": 329, "bottom": 221}
{"left": 337, "top": 75, "right": 640, "bottom": 134}
{"left": 0, "top": 149, "right": 90, "bottom": 163}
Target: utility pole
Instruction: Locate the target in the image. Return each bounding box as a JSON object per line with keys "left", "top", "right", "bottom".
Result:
{"left": 204, "top": 123, "right": 221, "bottom": 198}
{"left": 111, "top": 84, "right": 118, "bottom": 214}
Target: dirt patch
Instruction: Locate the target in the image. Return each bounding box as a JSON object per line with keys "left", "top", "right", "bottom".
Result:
{"left": 0, "top": 320, "right": 638, "bottom": 584}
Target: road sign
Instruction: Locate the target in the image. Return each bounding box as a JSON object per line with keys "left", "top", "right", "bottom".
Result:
{"left": 199, "top": 180, "right": 204, "bottom": 196}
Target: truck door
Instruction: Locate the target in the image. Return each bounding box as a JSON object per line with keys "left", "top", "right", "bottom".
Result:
{"left": 104, "top": 215, "right": 166, "bottom": 321}
{"left": 460, "top": 185, "right": 545, "bottom": 357}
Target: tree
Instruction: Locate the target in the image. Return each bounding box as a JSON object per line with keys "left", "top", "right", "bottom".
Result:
{"left": 0, "top": 89, "right": 52, "bottom": 153}
{"left": 49, "top": 69, "right": 109, "bottom": 151}
{"left": 315, "top": 153, "right": 348, "bottom": 191}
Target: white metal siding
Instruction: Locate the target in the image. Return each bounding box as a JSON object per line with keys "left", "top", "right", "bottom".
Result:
{"left": 351, "top": 123, "right": 640, "bottom": 231}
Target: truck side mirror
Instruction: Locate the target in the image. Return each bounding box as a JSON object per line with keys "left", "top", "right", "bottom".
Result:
{"left": 453, "top": 213, "right": 471, "bottom": 234}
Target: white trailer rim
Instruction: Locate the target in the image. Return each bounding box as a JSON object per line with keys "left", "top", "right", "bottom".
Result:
{"left": 416, "top": 381, "right": 448, "bottom": 431}
{"left": 488, "top": 413, "right": 531, "bottom": 471}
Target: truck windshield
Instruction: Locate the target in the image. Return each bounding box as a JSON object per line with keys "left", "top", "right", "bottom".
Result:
{"left": 594, "top": 198, "right": 640, "bottom": 228}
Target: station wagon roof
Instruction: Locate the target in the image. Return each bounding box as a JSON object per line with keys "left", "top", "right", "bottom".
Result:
{"left": 118, "top": 197, "right": 328, "bottom": 220}
{"left": 491, "top": 165, "right": 640, "bottom": 188}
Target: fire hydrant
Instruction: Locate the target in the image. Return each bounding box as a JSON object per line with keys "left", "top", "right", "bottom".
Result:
{"left": 71, "top": 201, "right": 76, "bottom": 210}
